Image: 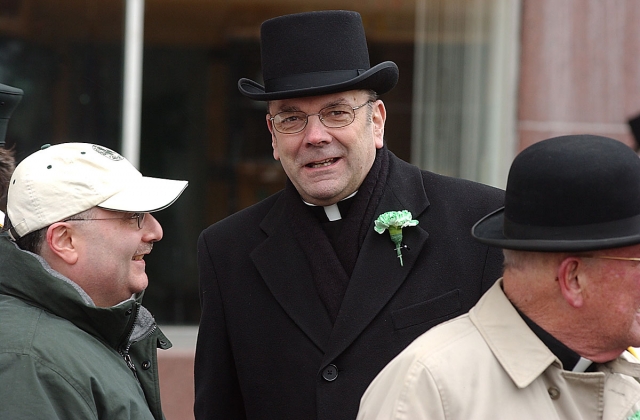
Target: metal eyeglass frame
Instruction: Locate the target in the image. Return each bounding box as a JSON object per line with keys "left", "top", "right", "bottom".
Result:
{"left": 269, "top": 100, "right": 373, "bottom": 134}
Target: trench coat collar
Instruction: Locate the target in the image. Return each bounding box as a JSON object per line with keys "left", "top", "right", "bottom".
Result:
{"left": 251, "top": 153, "right": 430, "bottom": 355}
{"left": 470, "top": 280, "right": 558, "bottom": 388}
{"left": 471, "top": 280, "right": 640, "bottom": 388}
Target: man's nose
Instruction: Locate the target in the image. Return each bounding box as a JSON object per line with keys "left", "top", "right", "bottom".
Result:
{"left": 305, "top": 114, "right": 332, "bottom": 145}
{"left": 142, "top": 213, "right": 163, "bottom": 242}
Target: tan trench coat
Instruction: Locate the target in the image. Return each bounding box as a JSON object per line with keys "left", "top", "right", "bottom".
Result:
{"left": 357, "top": 280, "right": 640, "bottom": 420}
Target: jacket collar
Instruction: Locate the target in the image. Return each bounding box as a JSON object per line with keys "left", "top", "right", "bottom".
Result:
{"left": 0, "top": 234, "right": 163, "bottom": 351}
{"left": 472, "top": 280, "right": 640, "bottom": 420}
{"left": 470, "top": 279, "right": 558, "bottom": 388}
{"left": 471, "top": 280, "right": 640, "bottom": 388}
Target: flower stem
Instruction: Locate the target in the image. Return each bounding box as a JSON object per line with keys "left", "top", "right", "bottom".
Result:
{"left": 389, "top": 227, "right": 403, "bottom": 266}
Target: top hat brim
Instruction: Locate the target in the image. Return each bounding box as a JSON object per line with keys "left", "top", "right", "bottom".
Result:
{"left": 238, "top": 61, "right": 399, "bottom": 101}
{"left": 472, "top": 207, "right": 640, "bottom": 252}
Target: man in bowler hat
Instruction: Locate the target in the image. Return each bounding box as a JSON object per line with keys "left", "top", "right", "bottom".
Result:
{"left": 0, "top": 83, "right": 23, "bottom": 228}
{"left": 357, "top": 134, "right": 640, "bottom": 420}
{"left": 195, "top": 10, "right": 504, "bottom": 420}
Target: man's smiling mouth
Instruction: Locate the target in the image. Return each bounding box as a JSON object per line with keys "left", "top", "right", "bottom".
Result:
{"left": 307, "top": 158, "right": 337, "bottom": 168}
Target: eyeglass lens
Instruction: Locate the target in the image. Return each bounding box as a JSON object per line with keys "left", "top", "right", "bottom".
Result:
{"left": 272, "top": 103, "right": 365, "bottom": 134}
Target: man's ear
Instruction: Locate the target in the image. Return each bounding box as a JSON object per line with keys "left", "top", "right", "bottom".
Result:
{"left": 46, "top": 223, "right": 79, "bottom": 264}
{"left": 371, "top": 100, "right": 386, "bottom": 149}
{"left": 266, "top": 114, "right": 280, "bottom": 161}
{"left": 557, "top": 257, "right": 585, "bottom": 308}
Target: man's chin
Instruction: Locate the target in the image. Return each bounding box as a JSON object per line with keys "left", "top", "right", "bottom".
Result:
{"left": 130, "top": 278, "right": 149, "bottom": 296}
{"left": 301, "top": 185, "right": 356, "bottom": 206}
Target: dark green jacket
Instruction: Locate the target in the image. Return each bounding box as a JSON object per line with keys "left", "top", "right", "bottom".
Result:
{"left": 0, "top": 234, "right": 171, "bottom": 419}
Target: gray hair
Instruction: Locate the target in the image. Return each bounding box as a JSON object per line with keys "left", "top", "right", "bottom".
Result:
{"left": 502, "top": 249, "right": 574, "bottom": 272}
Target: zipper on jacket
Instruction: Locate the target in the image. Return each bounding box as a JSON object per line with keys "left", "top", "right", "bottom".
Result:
{"left": 119, "top": 304, "right": 141, "bottom": 382}
{"left": 121, "top": 351, "right": 140, "bottom": 382}
{"left": 118, "top": 303, "right": 159, "bottom": 383}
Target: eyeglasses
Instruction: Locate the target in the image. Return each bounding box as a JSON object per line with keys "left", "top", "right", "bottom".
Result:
{"left": 64, "top": 212, "right": 146, "bottom": 229}
{"left": 581, "top": 255, "right": 640, "bottom": 262}
{"left": 269, "top": 100, "right": 373, "bottom": 134}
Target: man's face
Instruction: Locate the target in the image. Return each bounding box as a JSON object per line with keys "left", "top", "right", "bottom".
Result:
{"left": 267, "top": 90, "right": 386, "bottom": 206}
{"left": 70, "top": 208, "right": 163, "bottom": 307}
{"left": 581, "top": 244, "right": 640, "bottom": 357}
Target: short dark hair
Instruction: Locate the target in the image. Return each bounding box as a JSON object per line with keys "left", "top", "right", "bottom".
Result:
{"left": 15, "top": 226, "right": 47, "bottom": 254}
{"left": 2, "top": 215, "right": 47, "bottom": 254}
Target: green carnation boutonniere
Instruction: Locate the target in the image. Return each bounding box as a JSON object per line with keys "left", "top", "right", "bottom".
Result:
{"left": 374, "top": 210, "right": 419, "bottom": 267}
{"left": 628, "top": 411, "right": 640, "bottom": 420}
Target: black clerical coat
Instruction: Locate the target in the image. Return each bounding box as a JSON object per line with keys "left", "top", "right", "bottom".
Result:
{"left": 195, "top": 152, "right": 505, "bottom": 420}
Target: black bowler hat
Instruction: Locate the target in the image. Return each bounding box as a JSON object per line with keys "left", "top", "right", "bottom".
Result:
{"left": 472, "top": 134, "right": 640, "bottom": 251}
{"left": 238, "top": 10, "right": 399, "bottom": 101}
{"left": 0, "top": 83, "right": 24, "bottom": 147}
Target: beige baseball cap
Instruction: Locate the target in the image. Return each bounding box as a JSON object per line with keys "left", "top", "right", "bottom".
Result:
{"left": 7, "top": 142, "right": 188, "bottom": 239}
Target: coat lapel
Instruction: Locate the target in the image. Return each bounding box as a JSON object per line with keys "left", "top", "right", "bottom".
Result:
{"left": 250, "top": 194, "right": 333, "bottom": 351}
{"left": 323, "top": 156, "right": 430, "bottom": 364}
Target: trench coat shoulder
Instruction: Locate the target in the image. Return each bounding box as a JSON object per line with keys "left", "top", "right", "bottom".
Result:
{"left": 357, "top": 281, "right": 640, "bottom": 420}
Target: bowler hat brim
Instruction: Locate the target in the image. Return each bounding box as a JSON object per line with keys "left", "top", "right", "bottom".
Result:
{"left": 472, "top": 207, "right": 640, "bottom": 252}
{"left": 0, "top": 83, "right": 23, "bottom": 147}
{"left": 238, "top": 61, "right": 399, "bottom": 101}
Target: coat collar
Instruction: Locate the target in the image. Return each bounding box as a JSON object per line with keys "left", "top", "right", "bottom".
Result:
{"left": 471, "top": 279, "right": 640, "bottom": 388}
{"left": 470, "top": 279, "right": 558, "bottom": 388}
{"left": 251, "top": 153, "right": 430, "bottom": 356}
{"left": 472, "top": 280, "right": 640, "bottom": 419}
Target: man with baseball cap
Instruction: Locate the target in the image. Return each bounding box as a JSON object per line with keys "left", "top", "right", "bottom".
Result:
{"left": 195, "top": 10, "right": 504, "bottom": 420}
{"left": 0, "top": 142, "right": 188, "bottom": 419}
{"left": 357, "top": 134, "right": 640, "bottom": 420}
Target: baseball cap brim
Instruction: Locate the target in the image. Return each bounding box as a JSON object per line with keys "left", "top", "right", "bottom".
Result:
{"left": 97, "top": 176, "right": 188, "bottom": 213}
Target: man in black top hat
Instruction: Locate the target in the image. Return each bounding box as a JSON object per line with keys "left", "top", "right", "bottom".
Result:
{"left": 195, "top": 10, "right": 504, "bottom": 420}
{"left": 357, "top": 134, "right": 640, "bottom": 419}
{"left": 0, "top": 83, "right": 23, "bottom": 228}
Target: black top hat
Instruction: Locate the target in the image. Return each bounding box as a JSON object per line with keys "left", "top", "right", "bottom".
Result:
{"left": 473, "top": 134, "right": 640, "bottom": 251}
{"left": 0, "top": 83, "right": 24, "bottom": 147}
{"left": 238, "top": 10, "right": 399, "bottom": 101}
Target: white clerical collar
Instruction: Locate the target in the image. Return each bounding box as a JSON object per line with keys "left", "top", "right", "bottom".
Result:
{"left": 572, "top": 357, "right": 593, "bottom": 372}
{"left": 323, "top": 204, "right": 341, "bottom": 221}
{"left": 303, "top": 191, "right": 358, "bottom": 221}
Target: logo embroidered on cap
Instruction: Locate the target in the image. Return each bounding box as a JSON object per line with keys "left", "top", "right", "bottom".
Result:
{"left": 92, "top": 144, "right": 124, "bottom": 161}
